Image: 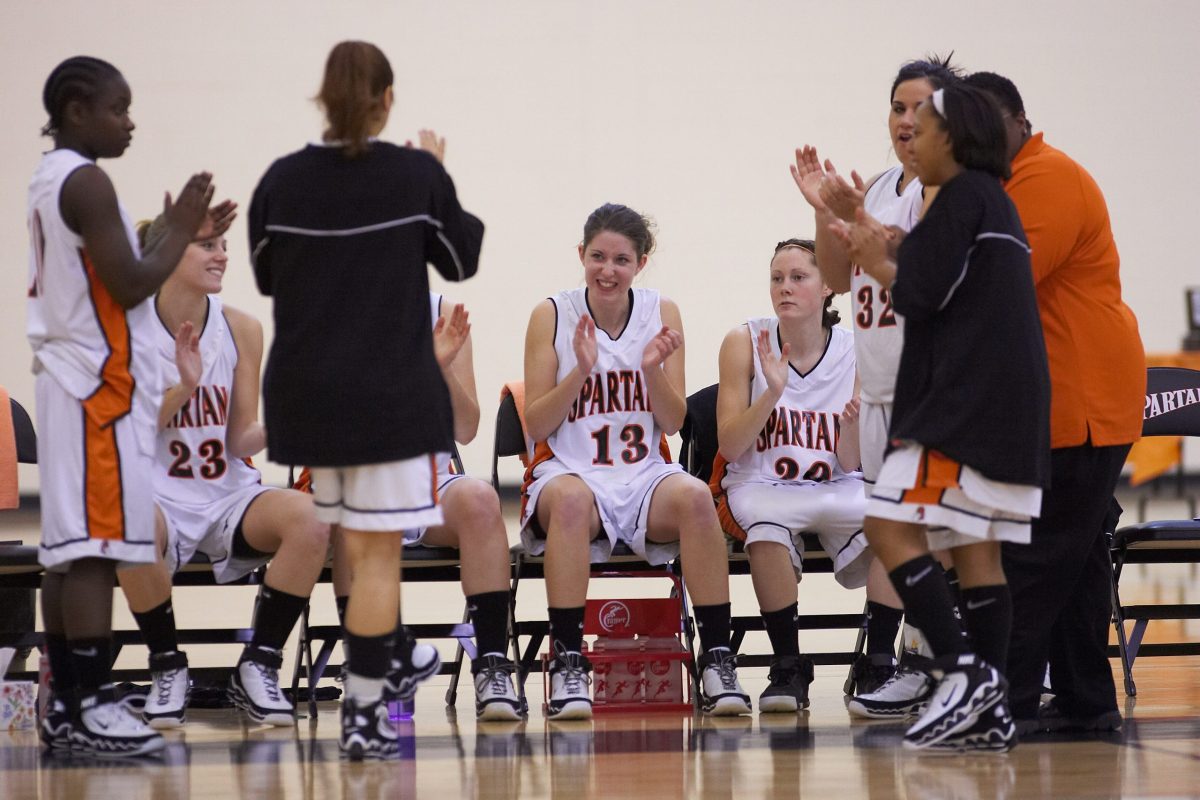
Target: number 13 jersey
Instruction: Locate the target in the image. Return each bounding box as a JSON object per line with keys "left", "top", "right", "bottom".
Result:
{"left": 528, "top": 287, "right": 669, "bottom": 486}
{"left": 152, "top": 295, "right": 262, "bottom": 507}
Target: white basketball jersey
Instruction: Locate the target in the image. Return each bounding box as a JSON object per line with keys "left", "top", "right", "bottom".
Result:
{"left": 26, "top": 149, "right": 160, "bottom": 430}
{"left": 718, "top": 321, "right": 857, "bottom": 491}
{"left": 429, "top": 291, "right": 453, "bottom": 478}
{"left": 534, "top": 287, "right": 668, "bottom": 483}
{"left": 153, "top": 296, "right": 262, "bottom": 506}
{"left": 852, "top": 165, "right": 923, "bottom": 403}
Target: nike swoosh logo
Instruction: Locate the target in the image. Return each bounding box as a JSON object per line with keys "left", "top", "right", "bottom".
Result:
{"left": 940, "top": 683, "right": 962, "bottom": 709}
{"left": 966, "top": 598, "right": 996, "bottom": 611}
{"left": 905, "top": 566, "right": 934, "bottom": 587}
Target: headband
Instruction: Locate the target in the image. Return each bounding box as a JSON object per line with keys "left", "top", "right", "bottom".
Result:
{"left": 931, "top": 88, "right": 947, "bottom": 118}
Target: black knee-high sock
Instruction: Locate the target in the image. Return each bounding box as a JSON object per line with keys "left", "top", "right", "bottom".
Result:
{"left": 251, "top": 583, "right": 309, "bottom": 652}
{"left": 132, "top": 598, "right": 179, "bottom": 656}
{"left": 761, "top": 604, "right": 799, "bottom": 657}
{"left": 44, "top": 633, "right": 76, "bottom": 706}
{"left": 70, "top": 637, "right": 112, "bottom": 697}
{"left": 888, "top": 556, "right": 969, "bottom": 659}
{"left": 865, "top": 601, "right": 904, "bottom": 657}
{"left": 548, "top": 607, "right": 585, "bottom": 654}
{"left": 467, "top": 591, "right": 510, "bottom": 657}
{"left": 960, "top": 584, "right": 1012, "bottom": 672}
{"left": 693, "top": 603, "right": 732, "bottom": 654}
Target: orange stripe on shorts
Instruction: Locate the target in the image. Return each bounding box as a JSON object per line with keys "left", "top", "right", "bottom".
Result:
{"left": 900, "top": 448, "right": 962, "bottom": 506}
{"left": 80, "top": 248, "right": 135, "bottom": 541}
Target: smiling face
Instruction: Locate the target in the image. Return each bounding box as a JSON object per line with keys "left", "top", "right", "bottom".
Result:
{"left": 173, "top": 220, "right": 228, "bottom": 295}
{"left": 70, "top": 75, "right": 135, "bottom": 159}
{"left": 578, "top": 229, "right": 646, "bottom": 301}
{"left": 770, "top": 246, "right": 829, "bottom": 323}
{"left": 909, "top": 100, "right": 960, "bottom": 187}
{"left": 889, "top": 77, "right": 934, "bottom": 170}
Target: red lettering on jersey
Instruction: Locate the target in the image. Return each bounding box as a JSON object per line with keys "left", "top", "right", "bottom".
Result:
{"left": 789, "top": 410, "right": 803, "bottom": 446}
{"left": 215, "top": 386, "right": 229, "bottom": 425}
{"left": 200, "top": 387, "right": 221, "bottom": 427}
{"left": 631, "top": 373, "right": 647, "bottom": 412}
{"left": 814, "top": 413, "right": 833, "bottom": 452}
{"left": 620, "top": 370, "right": 635, "bottom": 410}
{"left": 588, "top": 376, "right": 604, "bottom": 417}
{"left": 772, "top": 409, "right": 788, "bottom": 448}
{"left": 802, "top": 411, "right": 816, "bottom": 448}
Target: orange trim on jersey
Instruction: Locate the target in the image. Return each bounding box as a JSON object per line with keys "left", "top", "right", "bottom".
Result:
{"left": 293, "top": 467, "right": 313, "bottom": 494}
{"left": 520, "top": 440, "right": 556, "bottom": 520}
{"left": 658, "top": 433, "right": 673, "bottom": 463}
{"left": 899, "top": 448, "right": 962, "bottom": 505}
{"left": 80, "top": 248, "right": 135, "bottom": 541}
{"left": 430, "top": 453, "right": 439, "bottom": 504}
{"left": 707, "top": 453, "right": 749, "bottom": 541}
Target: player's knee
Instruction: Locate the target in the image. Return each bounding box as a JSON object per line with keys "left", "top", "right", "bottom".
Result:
{"left": 451, "top": 480, "right": 503, "bottom": 527}
{"left": 543, "top": 479, "right": 594, "bottom": 526}
{"left": 675, "top": 479, "right": 719, "bottom": 525}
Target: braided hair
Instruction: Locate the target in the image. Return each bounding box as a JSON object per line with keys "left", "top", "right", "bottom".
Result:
{"left": 41, "top": 56, "right": 122, "bottom": 137}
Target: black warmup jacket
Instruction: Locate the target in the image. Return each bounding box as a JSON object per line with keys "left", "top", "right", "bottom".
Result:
{"left": 249, "top": 141, "right": 483, "bottom": 466}
{"left": 890, "top": 169, "right": 1051, "bottom": 488}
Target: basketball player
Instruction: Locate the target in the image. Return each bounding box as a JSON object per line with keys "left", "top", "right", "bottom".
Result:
{"left": 115, "top": 213, "right": 331, "bottom": 730}
{"left": 28, "top": 56, "right": 222, "bottom": 756}
{"left": 249, "top": 41, "right": 483, "bottom": 760}
{"left": 791, "top": 56, "right": 961, "bottom": 717}
{"left": 329, "top": 290, "right": 521, "bottom": 721}
{"left": 831, "top": 82, "right": 1050, "bottom": 753}
{"left": 521, "top": 203, "right": 749, "bottom": 719}
{"left": 711, "top": 239, "right": 871, "bottom": 713}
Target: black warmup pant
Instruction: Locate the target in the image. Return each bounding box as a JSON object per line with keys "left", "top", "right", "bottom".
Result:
{"left": 1002, "top": 442, "right": 1130, "bottom": 720}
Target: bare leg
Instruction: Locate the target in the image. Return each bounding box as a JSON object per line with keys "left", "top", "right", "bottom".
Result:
{"left": 419, "top": 478, "right": 509, "bottom": 596}
{"left": 536, "top": 475, "right": 602, "bottom": 608}
{"left": 240, "top": 490, "right": 329, "bottom": 597}
{"left": 746, "top": 540, "right": 798, "bottom": 612}
{"left": 645, "top": 473, "right": 729, "bottom": 606}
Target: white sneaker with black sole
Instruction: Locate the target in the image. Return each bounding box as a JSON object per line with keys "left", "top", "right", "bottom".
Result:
{"left": 921, "top": 699, "right": 1017, "bottom": 755}
{"left": 229, "top": 645, "right": 295, "bottom": 726}
{"left": 903, "top": 654, "right": 1006, "bottom": 751}
{"left": 847, "top": 655, "right": 934, "bottom": 719}
{"left": 143, "top": 651, "right": 190, "bottom": 729}
{"left": 71, "top": 688, "right": 165, "bottom": 758}
{"left": 340, "top": 696, "right": 399, "bottom": 761}
{"left": 473, "top": 654, "right": 524, "bottom": 721}
{"left": 384, "top": 642, "right": 442, "bottom": 703}
{"left": 699, "top": 648, "right": 751, "bottom": 716}
{"left": 547, "top": 649, "right": 593, "bottom": 720}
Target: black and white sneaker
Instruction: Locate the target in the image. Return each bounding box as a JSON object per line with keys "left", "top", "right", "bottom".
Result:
{"left": 472, "top": 654, "right": 524, "bottom": 721}
{"left": 384, "top": 637, "right": 441, "bottom": 704}
{"left": 849, "top": 652, "right": 898, "bottom": 697}
{"left": 903, "top": 654, "right": 1006, "bottom": 751}
{"left": 699, "top": 648, "right": 751, "bottom": 716}
{"left": 922, "top": 699, "right": 1017, "bottom": 755}
{"left": 229, "top": 645, "right": 294, "bottom": 726}
{"left": 758, "top": 654, "right": 814, "bottom": 713}
{"left": 40, "top": 694, "right": 73, "bottom": 751}
{"left": 143, "top": 651, "right": 190, "bottom": 729}
{"left": 340, "top": 696, "right": 399, "bottom": 761}
{"left": 847, "top": 654, "right": 934, "bottom": 719}
{"left": 547, "top": 649, "right": 593, "bottom": 720}
{"left": 71, "top": 688, "right": 165, "bottom": 758}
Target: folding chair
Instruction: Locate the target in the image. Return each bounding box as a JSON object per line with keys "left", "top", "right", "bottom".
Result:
{"left": 679, "top": 383, "right": 868, "bottom": 687}
{"left": 0, "top": 396, "right": 38, "bottom": 669}
{"left": 1110, "top": 366, "right": 1200, "bottom": 697}
{"left": 493, "top": 383, "right": 697, "bottom": 708}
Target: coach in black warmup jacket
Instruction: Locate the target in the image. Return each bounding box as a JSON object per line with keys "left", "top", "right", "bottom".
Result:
{"left": 248, "top": 41, "right": 483, "bottom": 759}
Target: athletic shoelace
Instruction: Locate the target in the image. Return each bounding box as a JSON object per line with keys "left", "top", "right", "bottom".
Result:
{"left": 249, "top": 662, "right": 282, "bottom": 703}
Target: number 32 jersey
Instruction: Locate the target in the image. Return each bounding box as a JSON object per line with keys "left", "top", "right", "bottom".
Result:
{"left": 529, "top": 287, "right": 669, "bottom": 485}
{"left": 714, "top": 319, "right": 857, "bottom": 493}
{"left": 152, "top": 295, "right": 261, "bottom": 507}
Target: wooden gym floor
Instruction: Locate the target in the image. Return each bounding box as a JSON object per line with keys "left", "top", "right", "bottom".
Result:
{"left": 1, "top": 493, "right": 1199, "bottom": 799}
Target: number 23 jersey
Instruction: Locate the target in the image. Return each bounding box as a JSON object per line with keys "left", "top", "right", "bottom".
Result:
{"left": 152, "top": 295, "right": 261, "bottom": 507}
{"left": 529, "top": 287, "right": 669, "bottom": 485}
{"left": 715, "top": 319, "right": 857, "bottom": 492}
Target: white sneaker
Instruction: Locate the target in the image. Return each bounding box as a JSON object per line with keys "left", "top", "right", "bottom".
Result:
{"left": 228, "top": 645, "right": 295, "bottom": 726}
{"left": 143, "top": 651, "right": 190, "bottom": 729}
{"left": 903, "top": 654, "right": 1006, "bottom": 750}
{"left": 340, "top": 696, "right": 399, "bottom": 761}
{"left": 473, "top": 654, "right": 524, "bottom": 721}
{"left": 384, "top": 641, "right": 442, "bottom": 703}
{"left": 72, "top": 688, "right": 165, "bottom": 758}
{"left": 547, "top": 650, "right": 593, "bottom": 720}
{"left": 847, "top": 656, "right": 934, "bottom": 719}
{"left": 699, "top": 648, "right": 751, "bottom": 716}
